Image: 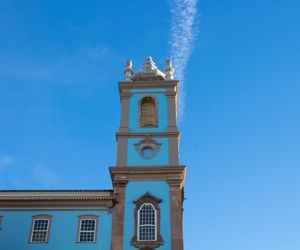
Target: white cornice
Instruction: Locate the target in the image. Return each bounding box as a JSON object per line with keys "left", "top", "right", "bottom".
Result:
{"left": 0, "top": 190, "right": 113, "bottom": 201}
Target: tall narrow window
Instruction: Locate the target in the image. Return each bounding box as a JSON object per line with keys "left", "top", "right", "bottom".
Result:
{"left": 29, "top": 215, "right": 52, "bottom": 243}
{"left": 77, "top": 215, "right": 98, "bottom": 243}
{"left": 138, "top": 203, "right": 156, "bottom": 241}
{"left": 139, "top": 97, "right": 158, "bottom": 128}
{"left": 131, "top": 193, "right": 163, "bottom": 249}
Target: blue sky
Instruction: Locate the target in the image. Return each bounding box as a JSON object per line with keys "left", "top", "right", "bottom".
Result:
{"left": 1, "top": 0, "right": 300, "bottom": 249}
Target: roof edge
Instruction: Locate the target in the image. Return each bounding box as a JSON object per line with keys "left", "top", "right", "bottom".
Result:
{"left": 0, "top": 189, "right": 113, "bottom": 192}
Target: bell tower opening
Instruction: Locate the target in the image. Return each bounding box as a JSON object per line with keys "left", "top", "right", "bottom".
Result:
{"left": 139, "top": 96, "right": 158, "bottom": 128}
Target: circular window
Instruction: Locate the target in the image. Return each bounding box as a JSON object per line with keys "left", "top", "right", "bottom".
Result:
{"left": 141, "top": 146, "right": 155, "bottom": 159}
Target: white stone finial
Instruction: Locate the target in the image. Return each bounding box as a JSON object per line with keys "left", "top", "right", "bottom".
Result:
{"left": 124, "top": 60, "right": 133, "bottom": 81}
{"left": 141, "top": 56, "right": 157, "bottom": 74}
{"left": 164, "top": 59, "right": 174, "bottom": 80}
{"left": 132, "top": 56, "right": 165, "bottom": 81}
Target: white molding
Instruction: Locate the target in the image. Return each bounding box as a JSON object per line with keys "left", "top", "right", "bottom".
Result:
{"left": 0, "top": 190, "right": 112, "bottom": 201}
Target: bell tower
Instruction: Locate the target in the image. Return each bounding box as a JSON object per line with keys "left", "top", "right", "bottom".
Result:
{"left": 110, "top": 57, "right": 186, "bottom": 250}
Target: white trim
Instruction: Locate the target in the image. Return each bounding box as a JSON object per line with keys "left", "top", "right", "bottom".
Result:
{"left": 0, "top": 207, "right": 108, "bottom": 211}
{"left": 0, "top": 190, "right": 112, "bottom": 200}
{"left": 78, "top": 218, "right": 97, "bottom": 243}
{"left": 30, "top": 218, "right": 50, "bottom": 243}
{"left": 137, "top": 203, "right": 157, "bottom": 241}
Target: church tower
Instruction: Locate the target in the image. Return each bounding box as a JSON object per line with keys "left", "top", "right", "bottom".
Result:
{"left": 110, "top": 57, "right": 186, "bottom": 250}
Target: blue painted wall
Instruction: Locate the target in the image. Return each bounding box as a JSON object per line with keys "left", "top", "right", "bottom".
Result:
{"left": 0, "top": 210, "right": 112, "bottom": 250}
{"left": 130, "top": 88, "right": 167, "bottom": 93}
{"left": 128, "top": 93, "right": 168, "bottom": 132}
{"left": 123, "top": 181, "right": 171, "bottom": 250}
{"left": 127, "top": 138, "right": 169, "bottom": 166}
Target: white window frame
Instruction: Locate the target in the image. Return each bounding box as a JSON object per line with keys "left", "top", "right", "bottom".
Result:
{"left": 137, "top": 203, "right": 157, "bottom": 241}
{"left": 77, "top": 216, "right": 98, "bottom": 243}
{"left": 30, "top": 216, "right": 51, "bottom": 243}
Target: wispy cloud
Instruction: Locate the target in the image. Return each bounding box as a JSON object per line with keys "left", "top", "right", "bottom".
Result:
{"left": 0, "top": 44, "right": 119, "bottom": 85}
{"left": 169, "top": 0, "right": 198, "bottom": 116}
{"left": 0, "top": 155, "right": 14, "bottom": 168}
{"left": 32, "top": 164, "right": 58, "bottom": 187}
{"left": 0, "top": 163, "right": 58, "bottom": 189}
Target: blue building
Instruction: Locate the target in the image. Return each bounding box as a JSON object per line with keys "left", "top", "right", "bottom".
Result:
{"left": 0, "top": 57, "right": 186, "bottom": 250}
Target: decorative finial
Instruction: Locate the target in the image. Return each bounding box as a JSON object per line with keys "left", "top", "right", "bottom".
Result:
{"left": 124, "top": 60, "right": 133, "bottom": 81}
{"left": 131, "top": 56, "right": 165, "bottom": 81}
{"left": 141, "top": 56, "right": 157, "bottom": 73}
{"left": 164, "top": 59, "right": 174, "bottom": 80}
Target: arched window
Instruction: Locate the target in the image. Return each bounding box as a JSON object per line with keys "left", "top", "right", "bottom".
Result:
{"left": 131, "top": 193, "right": 163, "bottom": 249}
{"left": 138, "top": 203, "right": 156, "bottom": 241}
{"left": 139, "top": 97, "right": 158, "bottom": 128}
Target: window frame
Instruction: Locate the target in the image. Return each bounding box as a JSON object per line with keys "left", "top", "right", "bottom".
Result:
{"left": 77, "top": 215, "right": 98, "bottom": 243}
{"left": 138, "top": 96, "right": 158, "bottom": 128}
{"left": 29, "top": 215, "right": 52, "bottom": 244}
{"left": 131, "top": 193, "right": 163, "bottom": 249}
{"left": 137, "top": 203, "right": 157, "bottom": 241}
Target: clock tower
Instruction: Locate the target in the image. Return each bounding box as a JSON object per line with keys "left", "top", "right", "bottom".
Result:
{"left": 110, "top": 57, "right": 186, "bottom": 250}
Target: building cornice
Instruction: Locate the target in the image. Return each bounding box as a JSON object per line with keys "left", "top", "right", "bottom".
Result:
{"left": 0, "top": 190, "right": 114, "bottom": 207}
{"left": 116, "top": 131, "right": 180, "bottom": 140}
{"left": 0, "top": 189, "right": 112, "bottom": 192}
{"left": 110, "top": 166, "right": 186, "bottom": 188}
{"left": 118, "top": 80, "right": 178, "bottom": 93}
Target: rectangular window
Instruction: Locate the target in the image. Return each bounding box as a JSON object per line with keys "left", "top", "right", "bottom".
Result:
{"left": 30, "top": 216, "right": 51, "bottom": 243}
{"left": 78, "top": 219, "right": 97, "bottom": 242}
{"left": 31, "top": 219, "right": 49, "bottom": 242}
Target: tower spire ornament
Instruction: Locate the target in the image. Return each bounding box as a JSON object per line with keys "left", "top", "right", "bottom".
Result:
{"left": 141, "top": 56, "right": 158, "bottom": 73}
{"left": 164, "top": 59, "right": 174, "bottom": 80}
{"left": 124, "top": 60, "right": 133, "bottom": 81}
{"left": 132, "top": 56, "right": 165, "bottom": 81}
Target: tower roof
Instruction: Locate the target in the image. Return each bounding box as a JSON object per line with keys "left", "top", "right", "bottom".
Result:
{"left": 132, "top": 56, "right": 165, "bottom": 81}
{"left": 123, "top": 56, "right": 175, "bottom": 81}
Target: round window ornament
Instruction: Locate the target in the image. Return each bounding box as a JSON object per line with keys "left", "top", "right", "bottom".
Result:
{"left": 134, "top": 136, "right": 162, "bottom": 160}
{"left": 141, "top": 146, "right": 155, "bottom": 159}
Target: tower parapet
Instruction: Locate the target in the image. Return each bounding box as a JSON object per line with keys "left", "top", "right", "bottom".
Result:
{"left": 123, "top": 56, "right": 175, "bottom": 82}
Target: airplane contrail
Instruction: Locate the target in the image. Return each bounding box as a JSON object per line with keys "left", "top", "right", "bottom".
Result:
{"left": 170, "top": 0, "right": 197, "bottom": 117}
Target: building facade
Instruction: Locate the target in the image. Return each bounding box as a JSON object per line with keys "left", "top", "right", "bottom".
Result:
{"left": 0, "top": 57, "right": 186, "bottom": 250}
